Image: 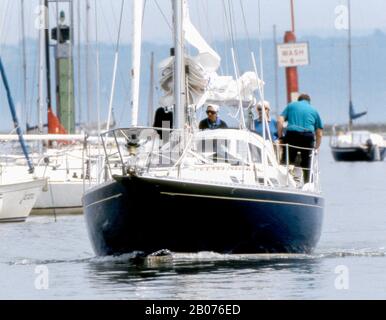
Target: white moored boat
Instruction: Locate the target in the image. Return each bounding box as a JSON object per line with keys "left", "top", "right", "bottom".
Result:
{"left": 0, "top": 171, "right": 46, "bottom": 223}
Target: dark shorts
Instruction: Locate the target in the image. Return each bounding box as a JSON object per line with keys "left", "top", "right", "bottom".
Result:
{"left": 283, "top": 131, "right": 315, "bottom": 169}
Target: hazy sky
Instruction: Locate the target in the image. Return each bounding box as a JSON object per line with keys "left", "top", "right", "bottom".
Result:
{"left": 1, "top": 0, "right": 386, "bottom": 46}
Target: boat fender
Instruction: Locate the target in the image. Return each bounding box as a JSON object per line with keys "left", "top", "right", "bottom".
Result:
{"left": 42, "top": 179, "right": 49, "bottom": 192}
{"left": 373, "top": 145, "right": 381, "bottom": 161}
{"left": 366, "top": 139, "right": 373, "bottom": 152}
{"left": 291, "top": 152, "right": 303, "bottom": 183}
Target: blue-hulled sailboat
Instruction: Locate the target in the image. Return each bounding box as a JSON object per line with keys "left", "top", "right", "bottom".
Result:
{"left": 83, "top": 0, "right": 324, "bottom": 256}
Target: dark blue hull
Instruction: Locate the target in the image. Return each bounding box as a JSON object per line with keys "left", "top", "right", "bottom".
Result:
{"left": 331, "top": 146, "right": 386, "bottom": 162}
{"left": 83, "top": 176, "right": 324, "bottom": 256}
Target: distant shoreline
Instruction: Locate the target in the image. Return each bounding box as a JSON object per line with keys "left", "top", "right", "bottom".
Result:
{"left": 1, "top": 123, "right": 386, "bottom": 136}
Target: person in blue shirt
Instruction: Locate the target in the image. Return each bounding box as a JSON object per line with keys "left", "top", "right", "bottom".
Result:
{"left": 278, "top": 94, "right": 324, "bottom": 183}
{"left": 254, "top": 100, "right": 279, "bottom": 142}
{"left": 199, "top": 105, "right": 228, "bottom": 130}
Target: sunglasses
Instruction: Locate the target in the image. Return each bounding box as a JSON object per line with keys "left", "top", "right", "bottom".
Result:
{"left": 206, "top": 110, "right": 217, "bottom": 115}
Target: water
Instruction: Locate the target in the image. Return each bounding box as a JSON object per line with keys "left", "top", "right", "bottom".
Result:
{"left": 1, "top": 142, "right": 386, "bottom": 300}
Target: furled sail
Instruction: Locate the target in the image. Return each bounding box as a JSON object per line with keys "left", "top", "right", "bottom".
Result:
{"left": 349, "top": 101, "right": 367, "bottom": 121}
{"left": 159, "top": 0, "right": 261, "bottom": 109}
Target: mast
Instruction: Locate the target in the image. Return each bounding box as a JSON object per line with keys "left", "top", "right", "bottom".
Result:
{"left": 44, "top": 0, "right": 53, "bottom": 125}
{"left": 131, "top": 0, "right": 143, "bottom": 127}
{"left": 147, "top": 52, "right": 155, "bottom": 127}
{"left": 172, "top": 0, "right": 186, "bottom": 130}
{"left": 70, "top": 0, "right": 75, "bottom": 132}
{"left": 38, "top": 0, "right": 45, "bottom": 134}
{"left": 77, "top": 0, "right": 82, "bottom": 126}
{"left": 0, "top": 57, "right": 34, "bottom": 173}
{"left": 106, "top": 0, "right": 125, "bottom": 132}
{"left": 273, "top": 24, "right": 279, "bottom": 118}
{"left": 20, "top": 0, "right": 28, "bottom": 129}
{"left": 95, "top": 0, "right": 101, "bottom": 135}
{"left": 86, "top": 0, "right": 92, "bottom": 125}
{"left": 348, "top": 0, "right": 353, "bottom": 130}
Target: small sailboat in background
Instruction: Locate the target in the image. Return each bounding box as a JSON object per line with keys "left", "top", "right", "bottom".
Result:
{"left": 0, "top": 57, "right": 46, "bottom": 223}
{"left": 83, "top": 0, "right": 324, "bottom": 257}
{"left": 330, "top": 0, "right": 386, "bottom": 162}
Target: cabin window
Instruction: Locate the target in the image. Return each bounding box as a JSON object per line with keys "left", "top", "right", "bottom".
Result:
{"left": 195, "top": 138, "right": 230, "bottom": 163}
{"left": 249, "top": 144, "right": 262, "bottom": 163}
{"left": 195, "top": 138, "right": 251, "bottom": 165}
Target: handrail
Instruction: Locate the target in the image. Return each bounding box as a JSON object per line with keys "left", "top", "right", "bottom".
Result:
{"left": 275, "top": 143, "right": 316, "bottom": 152}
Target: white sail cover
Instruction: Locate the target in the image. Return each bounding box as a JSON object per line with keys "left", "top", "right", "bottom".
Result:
{"left": 159, "top": 0, "right": 262, "bottom": 108}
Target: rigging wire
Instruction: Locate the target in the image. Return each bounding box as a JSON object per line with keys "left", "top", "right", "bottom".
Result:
{"left": 220, "top": 2, "right": 231, "bottom": 76}
{"left": 117, "top": 0, "right": 148, "bottom": 129}
{"left": 220, "top": 0, "right": 240, "bottom": 122}
{"left": 154, "top": 0, "right": 173, "bottom": 33}
{"left": 227, "top": 0, "right": 243, "bottom": 74}
{"left": 0, "top": 0, "right": 12, "bottom": 54}
{"left": 106, "top": 0, "right": 125, "bottom": 132}
{"left": 202, "top": 0, "right": 224, "bottom": 75}
{"left": 257, "top": 0, "right": 270, "bottom": 185}
{"left": 223, "top": 0, "right": 245, "bottom": 129}
{"left": 95, "top": 0, "right": 101, "bottom": 135}
{"left": 237, "top": 0, "right": 270, "bottom": 140}
{"left": 239, "top": 0, "right": 253, "bottom": 57}
{"left": 98, "top": 1, "right": 131, "bottom": 126}
{"left": 99, "top": 5, "right": 131, "bottom": 97}
{"left": 238, "top": 0, "right": 266, "bottom": 119}
{"left": 257, "top": 0, "right": 265, "bottom": 88}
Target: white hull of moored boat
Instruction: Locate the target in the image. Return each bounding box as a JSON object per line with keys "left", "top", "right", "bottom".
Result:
{"left": 0, "top": 179, "right": 46, "bottom": 222}
{"left": 4, "top": 144, "right": 102, "bottom": 214}
{"left": 32, "top": 180, "right": 95, "bottom": 214}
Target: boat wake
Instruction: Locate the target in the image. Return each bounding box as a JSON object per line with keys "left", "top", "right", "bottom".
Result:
{"left": 316, "top": 248, "right": 386, "bottom": 258}
{"left": 7, "top": 257, "right": 91, "bottom": 266}
{"left": 6, "top": 248, "right": 386, "bottom": 267}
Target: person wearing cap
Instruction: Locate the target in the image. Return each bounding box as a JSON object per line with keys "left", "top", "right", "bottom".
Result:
{"left": 254, "top": 100, "right": 279, "bottom": 142}
{"left": 199, "top": 105, "right": 228, "bottom": 130}
{"left": 278, "top": 93, "right": 324, "bottom": 183}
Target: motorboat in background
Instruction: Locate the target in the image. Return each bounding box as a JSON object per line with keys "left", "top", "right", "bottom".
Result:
{"left": 330, "top": 0, "right": 386, "bottom": 162}
{"left": 83, "top": 0, "right": 324, "bottom": 257}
